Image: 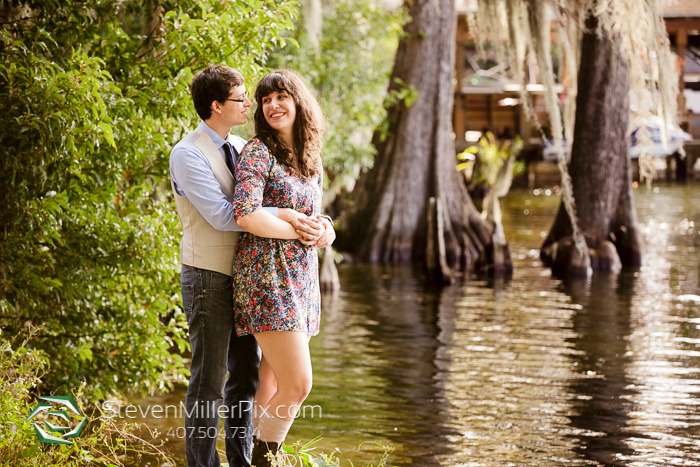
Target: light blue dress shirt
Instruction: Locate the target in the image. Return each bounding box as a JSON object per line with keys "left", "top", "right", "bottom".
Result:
{"left": 169, "top": 121, "right": 278, "bottom": 232}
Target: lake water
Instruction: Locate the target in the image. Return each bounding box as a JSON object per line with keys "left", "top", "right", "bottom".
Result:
{"left": 129, "top": 180, "right": 700, "bottom": 466}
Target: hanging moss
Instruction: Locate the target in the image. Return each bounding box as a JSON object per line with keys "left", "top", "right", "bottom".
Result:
{"left": 472, "top": 0, "right": 680, "bottom": 244}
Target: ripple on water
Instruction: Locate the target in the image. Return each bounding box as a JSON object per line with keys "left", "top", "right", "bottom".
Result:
{"left": 127, "top": 182, "right": 700, "bottom": 466}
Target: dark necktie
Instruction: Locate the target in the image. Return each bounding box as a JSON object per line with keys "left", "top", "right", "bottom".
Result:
{"left": 222, "top": 142, "right": 237, "bottom": 176}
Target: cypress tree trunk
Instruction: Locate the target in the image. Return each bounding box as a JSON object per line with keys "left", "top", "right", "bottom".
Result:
{"left": 339, "top": 0, "right": 507, "bottom": 281}
{"left": 541, "top": 13, "right": 644, "bottom": 275}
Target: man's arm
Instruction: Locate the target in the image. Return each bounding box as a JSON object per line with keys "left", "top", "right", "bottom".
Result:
{"left": 170, "top": 142, "right": 279, "bottom": 232}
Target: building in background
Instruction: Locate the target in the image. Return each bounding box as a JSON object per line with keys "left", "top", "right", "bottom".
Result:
{"left": 453, "top": 0, "right": 700, "bottom": 169}
{"left": 664, "top": 0, "right": 700, "bottom": 139}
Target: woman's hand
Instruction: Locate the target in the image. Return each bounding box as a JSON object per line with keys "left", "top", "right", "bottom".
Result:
{"left": 278, "top": 208, "right": 325, "bottom": 245}
{"left": 295, "top": 217, "right": 325, "bottom": 245}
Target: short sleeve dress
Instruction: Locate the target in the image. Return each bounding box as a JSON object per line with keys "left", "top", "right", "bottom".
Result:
{"left": 231, "top": 138, "right": 322, "bottom": 336}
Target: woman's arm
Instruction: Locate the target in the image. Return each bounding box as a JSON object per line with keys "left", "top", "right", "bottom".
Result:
{"left": 232, "top": 141, "right": 300, "bottom": 240}
{"left": 236, "top": 209, "right": 299, "bottom": 239}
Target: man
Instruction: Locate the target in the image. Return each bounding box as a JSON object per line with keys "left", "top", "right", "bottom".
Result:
{"left": 170, "top": 65, "right": 335, "bottom": 467}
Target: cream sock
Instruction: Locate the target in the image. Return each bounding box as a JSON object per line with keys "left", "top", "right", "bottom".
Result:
{"left": 257, "top": 413, "right": 294, "bottom": 446}
{"left": 252, "top": 405, "right": 262, "bottom": 438}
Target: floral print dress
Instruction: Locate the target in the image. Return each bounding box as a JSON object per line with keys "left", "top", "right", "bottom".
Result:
{"left": 231, "top": 138, "right": 321, "bottom": 336}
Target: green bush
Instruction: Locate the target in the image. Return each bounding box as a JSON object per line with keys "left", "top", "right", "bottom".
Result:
{"left": 0, "top": 0, "right": 297, "bottom": 399}
{"left": 0, "top": 329, "right": 175, "bottom": 466}
{"left": 273, "top": 437, "right": 395, "bottom": 467}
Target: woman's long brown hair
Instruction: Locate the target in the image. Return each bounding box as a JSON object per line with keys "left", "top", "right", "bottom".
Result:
{"left": 253, "top": 69, "right": 326, "bottom": 179}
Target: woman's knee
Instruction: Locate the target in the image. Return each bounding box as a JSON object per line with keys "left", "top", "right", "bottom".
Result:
{"left": 258, "top": 375, "right": 277, "bottom": 397}
{"left": 287, "top": 375, "right": 313, "bottom": 404}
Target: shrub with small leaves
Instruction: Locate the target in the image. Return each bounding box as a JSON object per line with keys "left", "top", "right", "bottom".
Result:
{"left": 0, "top": 0, "right": 297, "bottom": 399}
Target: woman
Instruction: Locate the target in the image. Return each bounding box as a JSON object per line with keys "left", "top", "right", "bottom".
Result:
{"left": 231, "top": 69, "right": 326, "bottom": 466}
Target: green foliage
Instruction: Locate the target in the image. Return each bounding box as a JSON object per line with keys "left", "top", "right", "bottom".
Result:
{"left": 277, "top": 436, "right": 340, "bottom": 467}
{"left": 458, "top": 132, "right": 524, "bottom": 187}
{"left": 0, "top": 0, "right": 297, "bottom": 399}
{"left": 0, "top": 330, "right": 174, "bottom": 466}
{"left": 274, "top": 437, "right": 395, "bottom": 467}
{"left": 384, "top": 77, "right": 419, "bottom": 109}
{"left": 377, "top": 77, "right": 419, "bottom": 143}
{"left": 267, "top": 0, "right": 405, "bottom": 201}
{"left": 0, "top": 330, "right": 47, "bottom": 465}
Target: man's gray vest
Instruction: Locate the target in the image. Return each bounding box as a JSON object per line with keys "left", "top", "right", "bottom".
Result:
{"left": 171, "top": 128, "right": 244, "bottom": 277}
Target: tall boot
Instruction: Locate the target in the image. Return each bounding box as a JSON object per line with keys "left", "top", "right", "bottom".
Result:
{"left": 250, "top": 438, "right": 280, "bottom": 467}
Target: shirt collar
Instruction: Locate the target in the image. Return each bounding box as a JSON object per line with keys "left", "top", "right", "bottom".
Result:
{"left": 199, "top": 121, "right": 233, "bottom": 150}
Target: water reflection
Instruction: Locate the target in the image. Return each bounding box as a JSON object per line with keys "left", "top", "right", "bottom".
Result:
{"left": 619, "top": 183, "right": 700, "bottom": 466}
{"left": 127, "top": 182, "right": 700, "bottom": 466}
{"left": 435, "top": 278, "right": 586, "bottom": 466}
{"left": 566, "top": 273, "right": 638, "bottom": 466}
{"left": 292, "top": 265, "right": 514, "bottom": 466}
{"left": 290, "top": 266, "right": 453, "bottom": 466}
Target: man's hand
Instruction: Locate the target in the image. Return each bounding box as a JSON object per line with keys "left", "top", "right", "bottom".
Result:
{"left": 277, "top": 208, "right": 305, "bottom": 224}
{"left": 314, "top": 217, "right": 335, "bottom": 248}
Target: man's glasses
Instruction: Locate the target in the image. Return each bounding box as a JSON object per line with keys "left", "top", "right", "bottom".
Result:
{"left": 226, "top": 91, "right": 248, "bottom": 103}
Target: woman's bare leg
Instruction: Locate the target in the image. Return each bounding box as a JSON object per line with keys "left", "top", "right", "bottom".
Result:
{"left": 253, "top": 331, "right": 312, "bottom": 445}
{"left": 253, "top": 356, "right": 277, "bottom": 436}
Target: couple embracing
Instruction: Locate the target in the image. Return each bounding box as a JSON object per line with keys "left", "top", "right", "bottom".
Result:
{"left": 169, "top": 65, "right": 334, "bottom": 467}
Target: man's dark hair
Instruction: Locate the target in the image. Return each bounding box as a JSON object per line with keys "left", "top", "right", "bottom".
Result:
{"left": 190, "top": 65, "right": 244, "bottom": 120}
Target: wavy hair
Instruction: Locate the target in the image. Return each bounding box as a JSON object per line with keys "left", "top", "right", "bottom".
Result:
{"left": 253, "top": 69, "right": 326, "bottom": 179}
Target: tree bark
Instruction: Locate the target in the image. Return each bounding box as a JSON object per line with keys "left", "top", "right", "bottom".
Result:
{"left": 338, "top": 0, "right": 504, "bottom": 280}
{"left": 319, "top": 246, "right": 340, "bottom": 291}
{"left": 541, "top": 13, "right": 644, "bottom": 274}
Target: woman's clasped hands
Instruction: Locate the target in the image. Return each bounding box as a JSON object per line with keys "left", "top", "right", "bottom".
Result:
{"left": 278, "top": 208, "right": 334, "bottom": 247}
